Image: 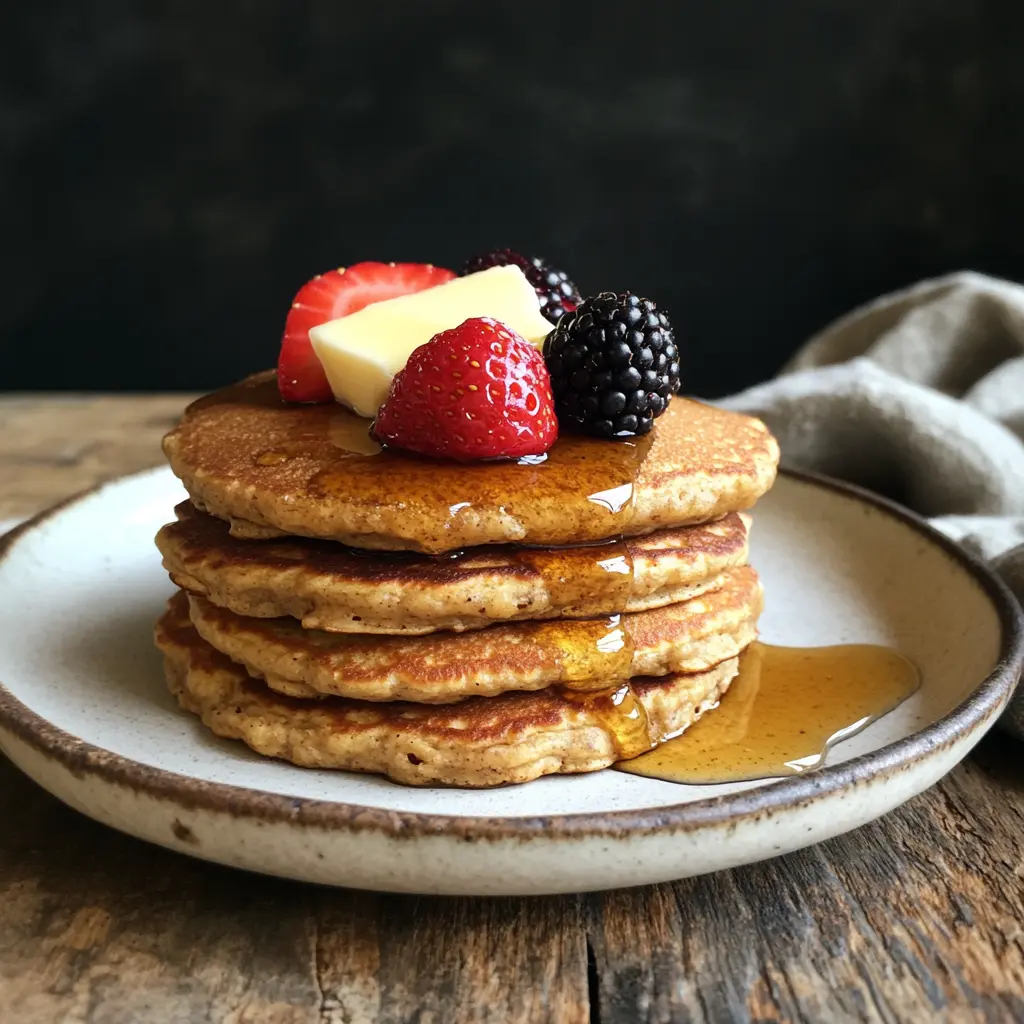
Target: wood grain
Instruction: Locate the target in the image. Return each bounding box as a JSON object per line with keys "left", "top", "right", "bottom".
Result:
{"left": 0, "top": 393, "right": 196, "bottom": 519}
{"left": 1, "top": 394, "right": 1023, "bottom": 1023}
{"left": 588, "top": 738, "right": 1024, "bottom": 1023}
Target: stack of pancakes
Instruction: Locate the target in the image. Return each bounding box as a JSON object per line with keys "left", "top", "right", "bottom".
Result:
{"left": 155, "top": 373, "right": 779, "bottom": 787}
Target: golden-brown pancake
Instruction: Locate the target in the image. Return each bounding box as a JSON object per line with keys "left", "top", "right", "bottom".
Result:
{"left": 163, "top": 373, "right": 779, "bottom": 554}
{"left": 185, "top": 566, "right": 762, "bottom": 702}
{"left": 156, "top": 596, "right": 741, "bottom": 787}
{"left": 157, "top": 502, "right": 751, "bottom": 634}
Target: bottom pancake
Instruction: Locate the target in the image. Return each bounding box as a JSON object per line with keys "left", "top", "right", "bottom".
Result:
{"left": 156, "top": 597, "right": 741, "bottom": 788}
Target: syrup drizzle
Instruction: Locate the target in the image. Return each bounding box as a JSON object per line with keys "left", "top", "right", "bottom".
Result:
{"left": 303, "top": 428, "right": 654, "bottom": 541}
{"left": 512, "top": 539, "right": 635, "bottom": 616}
{"left": 229, "top": 376, "right": 654, "bottom": 683}
{"left": 219, "top": 376, "right": 654, "bottom": 547}
{"left": 564, "top": 680, "right": 654, "bottom": 759}
{"left": 616, "top": 641, "right": 921, "bottom": 784}
{"left": 535, "top": 614, "right": 636, "bottom": 690}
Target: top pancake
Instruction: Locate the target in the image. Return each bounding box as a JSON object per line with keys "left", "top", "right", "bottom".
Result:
{"left": 163, "top": 373, "right": 779, "bottom": 554}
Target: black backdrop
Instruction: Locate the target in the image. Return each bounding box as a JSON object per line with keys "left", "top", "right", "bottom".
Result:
{"left": 3, "top": 0, "right": 1023, "bottom": 396}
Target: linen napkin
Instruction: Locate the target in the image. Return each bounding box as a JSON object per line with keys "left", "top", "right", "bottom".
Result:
{"left": 722, "top": 271, "right": 1024, "bottom": 738}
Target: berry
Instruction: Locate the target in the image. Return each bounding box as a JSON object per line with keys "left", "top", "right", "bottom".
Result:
{"left": 277, "top": 261, "right": 456, "bottom": 402}
{"left": 374, "top": 317, "right": 558, "bottom": 462}
{"left": 543, "top": 292, "right": 680, "bottom": 438}
{"left": 462, "top": 249, "right": 581, "bottom": 324}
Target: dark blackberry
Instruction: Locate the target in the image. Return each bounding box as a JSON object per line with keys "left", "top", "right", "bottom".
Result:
{"left": 462, "top": 248, "right": 582, "bottom": 324}
{"left": 542, "top": 291, "right": 680, "bottom": 438}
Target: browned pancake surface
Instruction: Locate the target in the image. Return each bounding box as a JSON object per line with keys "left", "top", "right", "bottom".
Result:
{"left": 157, "top": 596, "right": 742, "bottom": 787}
{"left": 158, "top": 502, "right": 751, "bottom": 633}
{"left": 163, "top": 373, "right": 779, "bottom": 553}
{"left": 186, "top": 566, "right": 762, "bottom": 702}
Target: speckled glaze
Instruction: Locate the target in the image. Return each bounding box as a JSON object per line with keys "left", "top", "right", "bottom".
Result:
{"left": 0, "top": 468, "right": 1020, "bottom": 895}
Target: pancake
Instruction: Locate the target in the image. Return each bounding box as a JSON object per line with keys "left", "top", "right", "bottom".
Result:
{"left": 157, "top": 501, "right": 751, "bottom": 634}
{"left": 185, "top": 567, "right": 762, "bottom": 702}
{"left": 156, "top": 597, "right": 741, "bottom": 787}
{"left": 163, "top": 373, "right": 779, "bottom": 554}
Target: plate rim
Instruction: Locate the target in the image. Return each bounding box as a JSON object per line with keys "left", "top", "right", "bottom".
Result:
{"left": 0, "top": 465, "right": 1020, "bottom": 842}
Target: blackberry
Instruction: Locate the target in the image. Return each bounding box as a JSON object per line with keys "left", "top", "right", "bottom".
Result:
{"left": 542, "top": 292, "right": 680, "bottom": 438}
{"left": 462, "top": 248, "right": 581, "bottom": 325}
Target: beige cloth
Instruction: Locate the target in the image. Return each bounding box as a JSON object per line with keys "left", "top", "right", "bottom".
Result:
{"left": 723, "top": 271, "right": 1024, "bottom": 737}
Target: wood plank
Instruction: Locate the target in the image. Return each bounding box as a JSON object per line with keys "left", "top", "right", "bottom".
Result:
{"left": 0, "top": 395, "right": 594, "bottom": 1023}
{"left": 0, "top": 394, "right": 195, "bottom": 518}
{"left": 0, "top": 756, "right": 590, "bottom": 1024}
{"left": 0, "top": 758, "right": 322, "bottom": 1023}
{"left": 314, "top": 892, "right": 589, "bottom": 1023}
{"left": 585, "top": 728, "right": 1024, "bottom": 1024}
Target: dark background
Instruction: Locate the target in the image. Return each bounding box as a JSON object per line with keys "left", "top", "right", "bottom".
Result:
{"left": 3, "top": 0, "right": 1023, "bottom": 397}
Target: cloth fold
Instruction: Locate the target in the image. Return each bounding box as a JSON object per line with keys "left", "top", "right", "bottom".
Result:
{"left": 722, "top": 271, "right": 1024, "bottom": 737}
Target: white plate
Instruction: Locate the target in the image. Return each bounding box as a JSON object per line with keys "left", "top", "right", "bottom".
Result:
{"left": 0, "top": 468, "right": 1019, "bottom": 895}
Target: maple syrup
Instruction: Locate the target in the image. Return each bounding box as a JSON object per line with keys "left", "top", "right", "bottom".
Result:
{"left": 196, "top": 375, "right": 657, "bottom": 550}
{"left": 616, "top": 641, "right": 920, "bottom": 784}
{"left": 537, "top": 614, "right": 636, "bottom": 690}
{"left": 304, "top": 421, "right": 655, "bottom": 544}
{"left": 197, "top": 374, "right": 658, "bottom": 685}
{"left": 564, "top": 681, "right": 654, "bottom": 759}
{"left": 303, "top": 426, "right": 653, "bottom": 624}
{"left": 207, "top": 374, "right": 655, "bottom": 626}
{"left": 512, "top": 539, "right": 636, "bottom": 616}
{"left": 185, "top": 381, "right": 922, "bottom": 784}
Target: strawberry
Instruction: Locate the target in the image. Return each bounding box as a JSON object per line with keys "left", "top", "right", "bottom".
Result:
{"left": 277, "top": 261, "right": 456, "bottom": 402}
{"left": 374, "top": 317, "right": 559, "bottom": 462}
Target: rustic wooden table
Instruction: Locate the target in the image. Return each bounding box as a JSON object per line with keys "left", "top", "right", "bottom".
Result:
{"left": 1, "top": 394, "right": 1023, "bottom": 1024}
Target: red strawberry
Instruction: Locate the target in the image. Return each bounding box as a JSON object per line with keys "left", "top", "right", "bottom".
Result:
{"left": 277, "top": 261, "right": 456, "bottom": 402}
{"left": 374, "top": 317, "right": 559, "bottom": 462}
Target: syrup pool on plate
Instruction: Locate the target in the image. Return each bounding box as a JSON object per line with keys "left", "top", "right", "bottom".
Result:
{"left": 616, "top": 641, "right": 921, "bottom": 784}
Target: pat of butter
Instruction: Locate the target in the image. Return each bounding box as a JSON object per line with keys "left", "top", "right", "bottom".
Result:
{"left": 309, "top": 265, "right": 553, "bottom": 417}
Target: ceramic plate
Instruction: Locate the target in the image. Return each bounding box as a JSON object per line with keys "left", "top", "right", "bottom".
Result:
{"left": 0, "top": 468, "right": 1020, "bottom": 895}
